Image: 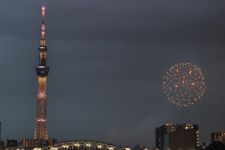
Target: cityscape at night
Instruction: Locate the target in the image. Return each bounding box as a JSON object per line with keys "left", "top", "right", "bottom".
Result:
{"left": 0, "top": 0, "right": 225, "bottom": 150}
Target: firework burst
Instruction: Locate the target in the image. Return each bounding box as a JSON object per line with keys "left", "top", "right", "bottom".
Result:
{"left": 163, "top": 62, "right": 206, "bottom": 107}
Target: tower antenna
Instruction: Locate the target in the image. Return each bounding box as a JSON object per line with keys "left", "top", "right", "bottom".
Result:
{"left": 40, "top": 5, "right": 46, "bottom": 46}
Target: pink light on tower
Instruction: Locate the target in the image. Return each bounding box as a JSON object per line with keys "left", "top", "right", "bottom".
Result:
{"left": 34, "top": 5, "right": 49, "bottom": 141}
{"left": 41, "top": 6, "right": 46, "bottom": 45}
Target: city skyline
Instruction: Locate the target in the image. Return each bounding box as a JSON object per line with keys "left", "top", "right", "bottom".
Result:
{"left": 0, "top": 0, "right": 225, "bottom": 147}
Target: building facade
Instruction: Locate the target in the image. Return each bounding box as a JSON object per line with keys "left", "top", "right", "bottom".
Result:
{"left": 211, "top": 132, "right": 225, "bottom": 143}
{"left": 155, "top": 124, "right": 200, "bottom": 150}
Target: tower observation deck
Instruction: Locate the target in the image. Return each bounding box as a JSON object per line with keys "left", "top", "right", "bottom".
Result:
{"left": 34, "top": 5, "right": 49, "bottom": 141}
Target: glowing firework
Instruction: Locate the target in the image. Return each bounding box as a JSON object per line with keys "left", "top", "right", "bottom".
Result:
{"left": 163, "top": 62, "right": 206, "bottom": 107}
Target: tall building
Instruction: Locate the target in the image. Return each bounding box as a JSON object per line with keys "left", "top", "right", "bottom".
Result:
{"left": 155, "top": 124, "right": 200, "bottom": 150}
{"left": 34, "top": 5, "right": 49, "bottom": 141}
{"left": 211, "top": 132, "right": 225, "bottom": 143}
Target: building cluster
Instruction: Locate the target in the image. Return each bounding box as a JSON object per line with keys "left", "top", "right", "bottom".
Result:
{"left": 154, "top": 124, "right": 225, "bottom": 150}
{"left": 0, "top": 120, "right": 225, "bottom": 150}
{"left": 155, "top": 124, "right": 200, "bottom": 150}
{"left": 211, "top": 132, "right": 225, "bottom": 143}
{"left": 0, "top": 138, "right": 56, "bottom": 150}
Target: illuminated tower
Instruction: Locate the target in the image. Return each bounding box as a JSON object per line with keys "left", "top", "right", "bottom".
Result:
{"left": 34, "top": 5, "right": 49, "bottom": 140}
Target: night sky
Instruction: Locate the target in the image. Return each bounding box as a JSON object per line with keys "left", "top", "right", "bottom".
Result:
{"left": 0, "top": 0, "right": 225, "bottom": 147}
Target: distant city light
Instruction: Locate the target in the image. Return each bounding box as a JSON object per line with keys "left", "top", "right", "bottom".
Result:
{"left": 97, "top": 145, "right": 103, "bottom": 149}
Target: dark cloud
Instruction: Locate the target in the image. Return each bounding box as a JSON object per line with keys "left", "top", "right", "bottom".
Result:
{"left": 0, "top": 0, "right": 225, "bottom": 147}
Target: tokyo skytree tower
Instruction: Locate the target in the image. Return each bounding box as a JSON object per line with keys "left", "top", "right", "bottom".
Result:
{"left": 34, "top": 5, "right": 49, "bottom": 140}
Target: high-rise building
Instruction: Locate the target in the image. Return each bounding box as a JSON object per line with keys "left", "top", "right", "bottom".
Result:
{"left": 211, "top": 132, "right": 225, "bottom": 143}
{"left": 155, "top": 124, "right": 200, "bottom": 150}
{"left": 33, "top": 5, "right": 49, "bottom": 141}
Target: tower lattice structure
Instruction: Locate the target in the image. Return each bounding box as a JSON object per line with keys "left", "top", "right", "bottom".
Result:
{"left": 34, "top": 5, "right": 49, "bottom": 141}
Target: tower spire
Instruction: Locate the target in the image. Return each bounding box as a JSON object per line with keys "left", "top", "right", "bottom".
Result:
{"left": 40, "top": 5, "right": 46, "bottom": 47}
